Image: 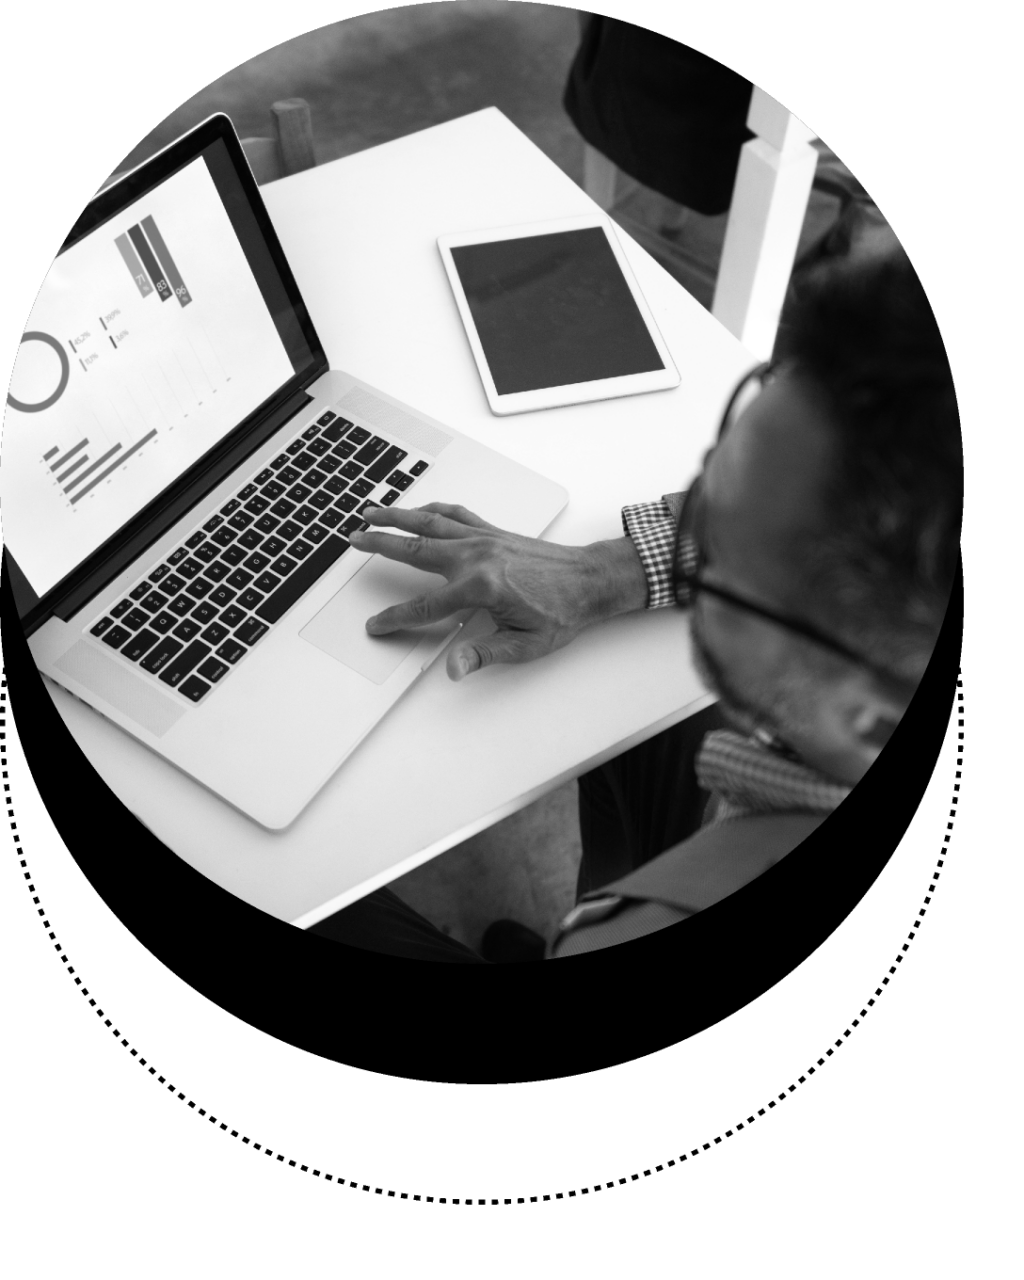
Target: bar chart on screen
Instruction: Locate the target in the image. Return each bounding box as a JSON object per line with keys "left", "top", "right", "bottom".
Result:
{"left": 1, "top": 154, "right": 293, "bottom": 599}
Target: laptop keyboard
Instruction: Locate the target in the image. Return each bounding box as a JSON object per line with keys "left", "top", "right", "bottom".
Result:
{"left": 87, "top": 409, "right": 432, "bottom": 704}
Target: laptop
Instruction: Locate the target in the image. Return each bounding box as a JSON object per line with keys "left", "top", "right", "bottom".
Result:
{"left": 3, "top": 114, "right": 568, "bottom": 829}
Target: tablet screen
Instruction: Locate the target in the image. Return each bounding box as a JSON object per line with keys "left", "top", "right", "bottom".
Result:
{"left": 448, "top": 227, "right": 665, "bottom": 395}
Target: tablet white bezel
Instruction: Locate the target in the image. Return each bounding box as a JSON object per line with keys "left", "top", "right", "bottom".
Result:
{"left": 437, "top": 214, "right": 681, "bottom": 416}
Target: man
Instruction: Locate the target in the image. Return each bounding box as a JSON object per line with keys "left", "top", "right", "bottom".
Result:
{"left": 311, "top": 218, "right": 961, "bottom": 959}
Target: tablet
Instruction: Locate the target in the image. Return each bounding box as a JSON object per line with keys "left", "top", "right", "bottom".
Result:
{"left": 437, "top": 215, "right": 681, "bottom": 415}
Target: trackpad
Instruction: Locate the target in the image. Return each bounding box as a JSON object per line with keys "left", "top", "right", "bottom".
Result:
{"left": 299, "top": 557, "right": 450, "bottom": 684}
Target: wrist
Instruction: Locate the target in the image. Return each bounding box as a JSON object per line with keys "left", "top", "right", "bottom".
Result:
{"left": 580, "top": 537, "right": 650, "bottom": 624}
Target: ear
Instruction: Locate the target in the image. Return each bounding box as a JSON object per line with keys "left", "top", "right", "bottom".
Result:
{"left": 849, "top": 693, "right": 906, "bottom": 756}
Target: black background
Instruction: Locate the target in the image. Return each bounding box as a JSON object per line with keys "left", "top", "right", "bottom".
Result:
{"left": 4, "top": 10, "right": 967, "bottom": 1008}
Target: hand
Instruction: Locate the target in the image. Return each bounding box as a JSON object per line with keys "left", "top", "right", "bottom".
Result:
{"left": 349, "top": 503, "right": 648, "bottom": 680}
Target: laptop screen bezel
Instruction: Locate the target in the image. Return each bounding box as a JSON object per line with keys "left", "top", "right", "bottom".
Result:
{"left": 5, "top": 113, "right": 329, "bottom": 636}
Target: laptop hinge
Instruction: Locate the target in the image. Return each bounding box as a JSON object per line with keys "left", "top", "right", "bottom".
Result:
{"left": 40, "top": 386, "right": 316, "bottom": 629}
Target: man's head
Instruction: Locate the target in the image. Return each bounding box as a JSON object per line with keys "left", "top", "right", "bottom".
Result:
{"left": 685, "top": 225, "right": 961, "bottom": 785}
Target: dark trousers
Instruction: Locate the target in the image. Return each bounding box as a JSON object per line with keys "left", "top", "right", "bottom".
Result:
{"left": 307, "top": 703, "right": 725, "bottom": 961}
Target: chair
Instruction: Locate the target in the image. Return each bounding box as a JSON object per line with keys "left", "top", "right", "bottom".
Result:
{"left": 98, "top": 98, "right": 316, "bottom": 193}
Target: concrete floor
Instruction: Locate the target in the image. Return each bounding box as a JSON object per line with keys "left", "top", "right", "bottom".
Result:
{"left": 116, "top": 2, "right": 844, "bottom": 952}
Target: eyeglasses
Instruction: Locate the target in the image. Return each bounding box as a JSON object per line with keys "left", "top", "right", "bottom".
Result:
{"left": 671, "top": 364, "right": 912, "bottom": 688}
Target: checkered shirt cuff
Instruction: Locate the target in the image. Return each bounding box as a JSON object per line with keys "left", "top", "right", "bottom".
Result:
{"left": 621, "top": 498, "right": 678, "bottom": 609}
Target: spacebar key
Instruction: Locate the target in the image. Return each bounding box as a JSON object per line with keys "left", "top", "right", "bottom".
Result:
{"left": 255, "top": 535, "right": 350, "bottom": 624}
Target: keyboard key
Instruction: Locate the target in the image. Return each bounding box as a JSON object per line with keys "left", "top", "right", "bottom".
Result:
{"left": 244, "top": 551, "right": 270, "bottom": 572}
{"left": 303, "top": 423, "right": 321, "bottom": 439}
{"left": 324, "top": 476, "right": 348, "bottom": 496}
{"left": 349, "top": 478, "right": 374, "bottom": 498}
{"left": 340, "top": 460, "right": 363, "bottom": 480}
{"left": 332, "top": 440, "right": 357, "bottom": 459}
{"left": 168, "top": 594, "right": 193, "bottom": 617}
{"left": 123, "top": 607, "right": 150, "bottom": 631}
{"left": 239, "top": 483, "right": 258, "bottom": 500}
{"left": 254, "top": 513, "right": 279, "bottom": 534}
{"left": 238, "top": 528, "right": 263, "bottom": 550}
{"left": 195, "top": 655, "right": 227, "bottom": 686}
{"left": 226, "top": 568, "right": 254, "bottom": 590}
{"left": 254, "top": 468, "right": 274, "bottom": 485}
{"left": 101, "top": 624, "right": 132, "bottom": 649}
{"left": 244, "top": 495, "right": 269, "bottom": 515}
{"left": 293, "top": 504, "right": 318, "bottom": 525}
{"left": 341, "top": 515, "right": 368, "bottom": 536}
{"left": 307, "top": 438, "right": 331, "bottom": 457}
{"left": 139, "top": 591, "right": 169, "bottom": 613}
{"left": 173, "top": 618, "right": 202, "bottom": 641}
{"left": 277, "top": 520, "right": 302, "bottom": 542}
{"left": 293, "top": 451, "right": 317, "bottom": 471}
{"left": 204, "top": 561, "right": 231, "bottom": 583}
{"left": 191, "top": 601, "right": 219, "bottom": 625}
{"left": 151, "top": 611, "right": 177, "bottom": 634}
{"left": 319, "top": 507, "right": 344, "bottom": 528}
{"left": 319, "top": 455, "right": 341, "bottom": 474}
{"left": 261, "top": 479, "right": 285, "bottom": 500}
{"left": 270, "top": 453, "right": 290, "bottom": 470}
{"left": 262, "top": 536, "right": 287, "bottom": 558}
{"left": 305, "top": 523, "right": 329, "bottom": 545}
{"left": 221, "top": 544, "right": 247, "bottom": 566}
{"left": 158, "top": 639, "right": 212, "bottom": 688}
{"left": 285, "top": 483, "right": 312, "bottom": 504}
{"left": 212, "top": 526, "right": 237, "bottom": 547}
{"left": 409, "top": 460, "right": 429, "bottom": 477}
{"left": 186, "top": 530, "right": 206, "bottom": 549}
{"left": 237, "top": 588, "right": 264, "bottom": 611}
{"left": 366, "top": 445, "right": 409, "bottom": 484}
{"left": 278, "top": 465, "right": 301, "bottom": 486}
{"left": 204, "top": 513, "right": 224, "bottom": 532}
{"left": 162, "top": 573, "right": 186, "bottom": 594}
{"left": 289, "top": 538, "right": 313, "bottom": 560}
{"left": 270, "top": 498, "right": 296, "bottom": 518}
{"left": 236, "top": 616, "right": 270, "bottom": 646}
{"left": 269, "top": 555, "right": 298, "bottom": 576}
{"left": 228, "top": 511, "right": 254, "bottom": 531}
{"left": 216, "top": 639, "right": 247, "bottom": 665}
{"left": 387, "top": 470, "right": 414, "bottom": 490}
{"left": 122, "top": 628, "right": 160, "bottom": 661}
{"left": 185, "top": 577, "right": 213, "bottom": 600}
{"left": 90, "top": 616, "right": 114, "bottom": 637}
{"left": 140, "top": 636, "right": 182, "bottom": 674}
{"left": 254, "top": 572, "right": 280, "bottom": 594}
{"left": 304, "top": 468, "right": 328, "bottom": 489}
{"left": 179, "top": 676, "right": 211, "bottom": 703}
{"left": 353, "top": 435, "right": 390, "bottom": 465}
{"left": 335, "top": 493, "right": 360, "bottom": 513}
{"left": 149, "top": 564, "right": 171, "bottom": 583}
{"left": 310, "top": 490, "right": 332, "bottom": 510}
{"left": 255, "top": 535, "right": 350, "bottom": 625}
{"left": 286, "top": 439, "right": 305, "bottom": 456}
{"left": 200, "top": 625, "right": 229, "bottom": 649}
{"left": 321, "top": 421, "right": 344, "bottom": 442}
{"left": 194, "top": 541, "right": 219, "bottom": 563}
{"left": 347, "top": 425, "right": 371, "bottom": 445}
{"left": 129, "top": 582, "right": 150, "bottom": 601}
{"left": 220, "top": 498, "right": 241, "bottom": 516}
{"left": 167, "top": 547, "right": 188, "bottom": 565}
{"left": 379, "top": 488, "right": 401, "bottom": 506}
{"left": 208, "top": 586, "right": 237, "bottom": 609}
{"left": 177, "top": 557, "right": 203, "bottom": 579}
{"left": 220, "top": 605, "right": 246, "bottom": 629}
{"left": 316, "top": 410, "right": 337, "bottom": 427}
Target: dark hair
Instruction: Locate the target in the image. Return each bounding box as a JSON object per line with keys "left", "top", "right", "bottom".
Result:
{"left": 773, "top": 211, "right": 962, "bottom": 680}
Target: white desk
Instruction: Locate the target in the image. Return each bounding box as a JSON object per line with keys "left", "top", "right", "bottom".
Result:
{"left": 47, "top": 109, "right": 755, "bottom": 926}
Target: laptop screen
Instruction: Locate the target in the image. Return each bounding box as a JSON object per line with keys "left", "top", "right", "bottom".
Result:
{"left": 2, "top": 119, "right": 324, "bottom": 621}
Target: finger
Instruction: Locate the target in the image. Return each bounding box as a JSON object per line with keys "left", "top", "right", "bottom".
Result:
{"left": 446, "top": 629, "right": 544, "bottom": 680}
{"left": 366, "top": 582, "right": 474, "bottom": 634}
{"left": 360, "top": 504, "right": 477, "bottom": 540}
{"left": 415, "top": 502, "right": 499, "bottom": 532}
{"left": 348, "top": 527, "right": 451, "bottom": 573}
